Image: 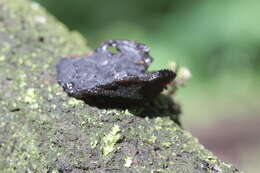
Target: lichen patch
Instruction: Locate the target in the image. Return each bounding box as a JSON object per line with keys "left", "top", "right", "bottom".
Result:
{"left": 102, "top": 124, "right": 121, "bottom": 155}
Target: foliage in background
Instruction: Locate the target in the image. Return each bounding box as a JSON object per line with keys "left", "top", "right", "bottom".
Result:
{"left": 34, "top": 0, "right": 260, "bottom": 81}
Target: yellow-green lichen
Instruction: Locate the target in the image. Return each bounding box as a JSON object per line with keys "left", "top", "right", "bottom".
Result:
{"left": 80, "top": 121, "right": 87, "bottom": 127}
{"left": 90, "top": 140, "right": 98, "bottom": 149}
{"left": 102, "top": 124, "right": 121, "bottom": 155}
{"left": 0, "top": 56, "right": 5, "bottom": 62}
{"left": 3, "top": 123, "right": 47, "bottom": 172}
{"left": 162, "top": 141, "right": 172, "bottom": 148}
{"left": 17, "top": 73, "right": 28, "bottom": 89}
{"left": 67, "top": 98, "right": 83, "bottom": 106}
{"left": 51, "top": 170, "right": 59, "bottom": 173}
{"left": 155, "top": 117, "right": 163, "bottom": 130}
{"left": 124, "top": 156, "right": 133, "bottom": 168}
{"left": 24, "top": 88, "right": 37, "bottom": 103}
{"left": 147, "top": 135, "right": 157, "bottom": 144}
{"left": 124, "top": 109, "right": 133, "bottom": 116}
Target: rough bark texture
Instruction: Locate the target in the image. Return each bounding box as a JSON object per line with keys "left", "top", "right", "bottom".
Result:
{"left": 0, "top": 0, "right": 241, "bottom": 172}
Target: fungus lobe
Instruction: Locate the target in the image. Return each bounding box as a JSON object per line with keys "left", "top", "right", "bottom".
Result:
{"left": 57, "top": 40, "right": 176, "bottom": 106}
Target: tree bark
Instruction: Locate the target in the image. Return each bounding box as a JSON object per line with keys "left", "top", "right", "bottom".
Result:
{"left": 0, "top": 0, "right": 241, "bottom": 172}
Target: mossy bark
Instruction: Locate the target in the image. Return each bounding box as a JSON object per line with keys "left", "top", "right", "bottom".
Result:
{"left": 0, "top": 0, "right": 241, "bottom": 172}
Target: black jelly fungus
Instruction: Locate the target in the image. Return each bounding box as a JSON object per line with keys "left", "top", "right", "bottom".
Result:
{"left": 57, "top": 40, "right": 176, "bottom": 106}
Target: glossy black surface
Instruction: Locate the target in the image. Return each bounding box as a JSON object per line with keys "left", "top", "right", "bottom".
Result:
{"left": 57, "top": 40, "right": 176, "bottom": 106}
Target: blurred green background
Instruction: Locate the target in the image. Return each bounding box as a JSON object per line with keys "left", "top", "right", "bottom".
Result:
{"left": 34, "top": 0, "right": 260, "bottom": 172}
